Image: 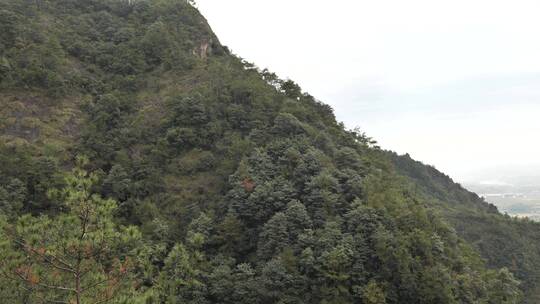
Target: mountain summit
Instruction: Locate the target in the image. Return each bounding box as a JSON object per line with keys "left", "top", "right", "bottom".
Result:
{"left": 0, "top": 1, "right": 537, "bottom": 303}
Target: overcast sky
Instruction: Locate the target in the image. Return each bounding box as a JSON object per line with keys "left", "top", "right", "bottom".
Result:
{"left": 196, "top": 0, "right": 540, "bottom": 183}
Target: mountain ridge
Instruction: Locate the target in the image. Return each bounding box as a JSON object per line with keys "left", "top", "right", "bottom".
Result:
{"left": 0, "top": 1, "right": 537, "bottom": 303}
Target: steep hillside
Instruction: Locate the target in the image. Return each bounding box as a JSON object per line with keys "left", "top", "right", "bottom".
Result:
{"left": 0, "top": 0, "right": 530, "bottom": 303}
{"left": 391, "top": 152, "right": 540, "bottom": 303}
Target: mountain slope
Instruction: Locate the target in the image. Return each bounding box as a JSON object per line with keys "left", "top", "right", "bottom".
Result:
{"left": 390, "top": 152, "right": 540, "bottom": 303}
{"left": 0, "top": 0, "right": 531, "bottom": 303}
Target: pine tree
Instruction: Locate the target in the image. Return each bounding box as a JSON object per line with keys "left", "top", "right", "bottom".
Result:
{"left": 0, "top": 156, "right": 141, "bottom": 304}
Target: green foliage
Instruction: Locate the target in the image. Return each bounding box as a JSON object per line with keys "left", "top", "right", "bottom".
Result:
{"left": 0, "top": 156, "right": 141, "bottom": 303}
{"left": 362, "top": 281, "right": 386, "bottom": 304}
{"left": 0, "top": 178, "right": 26, "bottom": 216}
{"left": 0, "top": 0, "right": 529, "bottom": 303}
{"left": 157, "top": 243, "right": 208, "bottom": 304}
{"left": 390, "top": 152, "right": 538, "bottom": 303}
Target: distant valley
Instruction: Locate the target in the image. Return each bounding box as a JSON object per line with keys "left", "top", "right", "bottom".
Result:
{"left": 465, "top": 178, "right": 540, "bottom": 221}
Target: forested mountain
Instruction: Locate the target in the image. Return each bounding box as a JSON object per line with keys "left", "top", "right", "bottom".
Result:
{"left": 390, "top": 153, "right": 540, "bottom": 303}
{"left": 0, "top": 0, "right": 536, "bottom": 303}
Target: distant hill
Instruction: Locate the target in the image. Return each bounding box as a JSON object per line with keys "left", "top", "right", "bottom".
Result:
{"left": 390, "top": 153, "right": 540, "bottom": 302}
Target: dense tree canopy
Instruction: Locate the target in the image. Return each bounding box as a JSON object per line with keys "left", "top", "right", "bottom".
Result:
{"left": 0, "top": 0, "right": 535, "bottom": 303}
{"left": 0, "top": 157, "right": 141, "bottom": 303}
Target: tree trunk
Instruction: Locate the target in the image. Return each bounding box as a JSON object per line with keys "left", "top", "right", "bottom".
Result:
{"left": 75, "top": 272, "right": 81, "bottom": 304}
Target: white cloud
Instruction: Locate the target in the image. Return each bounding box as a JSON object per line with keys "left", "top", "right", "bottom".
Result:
{"left": 196, "top": 0, "right": 540, "bottom": 182}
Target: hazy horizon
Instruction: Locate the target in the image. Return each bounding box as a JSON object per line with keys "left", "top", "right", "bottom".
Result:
{"left": 197, "top": 0, "right": 540, "bottom": 183}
